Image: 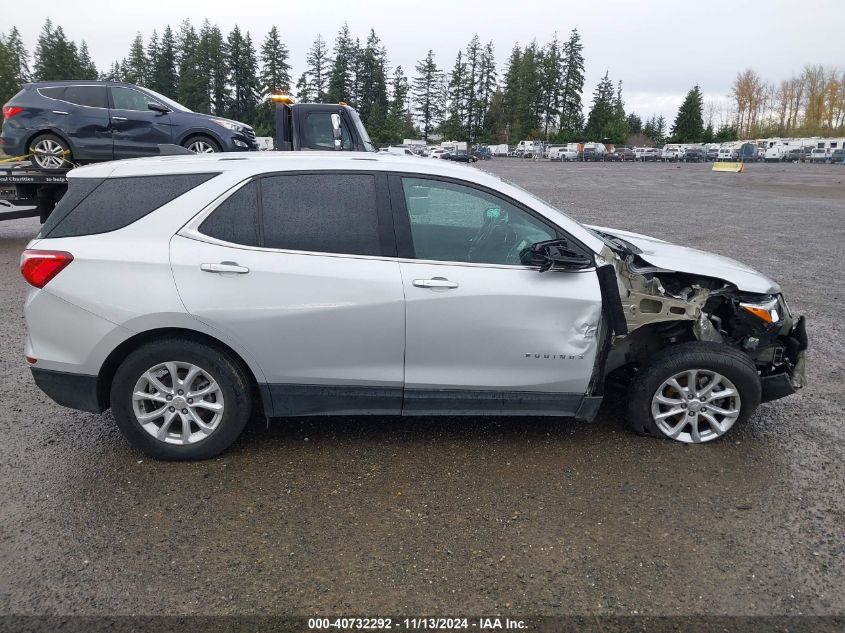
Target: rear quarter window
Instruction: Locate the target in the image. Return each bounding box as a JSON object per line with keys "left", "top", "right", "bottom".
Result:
{"left": 42, "top": 173, "right": 218, "bottom": 239}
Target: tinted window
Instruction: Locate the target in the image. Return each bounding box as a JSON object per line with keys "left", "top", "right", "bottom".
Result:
{"left": 198, "top": 181, "right": 259, "bottom": 246}
{"left": 300, "top": 112, "right": 353, "bottom": 150}
{"left": 44, "top": 173, "right": 218, "bottom": 238}
{"left": 38, "top": 87, "right": 65, "bottom": 99}
{"left": 38, "top": 177, "right": 105, "bottom": 238}
{"left": 111, "top": 86, "right": 158, "bottom": 111}
{"left": 62, "top": 85, "right": 108, "bottom": 108}
{"left": 401, "top": 178, "right": 556, "bottom": 265}
{"left": 260, "top": 174, "right": 380, "bottom": 256}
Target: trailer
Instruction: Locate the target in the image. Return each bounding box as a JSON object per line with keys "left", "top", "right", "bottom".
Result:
{"left": 0, "top": 162, "right": 68, "bottom": 223}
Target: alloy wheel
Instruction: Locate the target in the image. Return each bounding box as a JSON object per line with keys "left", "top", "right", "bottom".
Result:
{"left": 132, "top": 361, "right": 225, "bottom": 445}
{"left": 650, "top": 369, "right": 741, "bottom": 443}
{"left": 31, "top": 139, "right": 68, "bottom": 168}
{"left": 187, "top": 140, "right": 217, "bottom": 153}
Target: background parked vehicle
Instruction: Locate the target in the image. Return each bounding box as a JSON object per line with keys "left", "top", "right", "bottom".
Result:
{"left": 717, "top": 147, "right": 738, "bottom": 161}
{"left": 582, "top": 142, "right": 606, "bottom": 161}
{"left": 739, "top": 142, "right": 759, "bottom": 162}
{"left": 809, "top": 148, "right": 830, "bottom": 163}
{"left": 490, "top": 143, "right": 509, "bottom": 157}
{"left": 661, "top": 145, "right": 684, "bottom": 162}
{"left": 682, "top": 147, "right": 706, "bottom": 162}
{"left": 1, "top": 81, "right": 257, "bottom": 168}
{"left": 830, "top": 148, "right": 845, "bottom": 163}
{"left": 605, "top": 146, "right": 635, "bottom": 161}
{"left": 706, "top": 145, "right": 721, "bottom": 161}
{"left": 443, "top": 151, "right": 478, "bottom": 163}
{"left": 638, "top": 147, "right": 661, "bottom": 162}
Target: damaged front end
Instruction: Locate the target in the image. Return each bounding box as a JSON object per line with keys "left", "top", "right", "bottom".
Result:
{"left": 599, "top": 245, "right": 807, "bottom": 403}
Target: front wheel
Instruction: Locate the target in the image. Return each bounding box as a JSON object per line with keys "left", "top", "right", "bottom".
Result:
{"left": 626, "top": 342, "right": 761, "bottom": 443}
{"left": 183, "top": 135, "right": 221, "bottom": 154}
{"left": 110, "top": 338, "right": 253, "bottom": 460}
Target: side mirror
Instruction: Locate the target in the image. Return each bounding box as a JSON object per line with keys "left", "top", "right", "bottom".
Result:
{"left": 330, "top": 113, "right": 343, "bottom": 150}
{"left": 528, "top": 238, "right": 592, "bottom": 272}
{"left": 148, "top": 102, "right": 169, "bottom": 114}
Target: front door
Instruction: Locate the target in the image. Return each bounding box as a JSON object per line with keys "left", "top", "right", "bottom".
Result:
{"left": 170, "top": 172, "right": 405, "bottom": 416}
{"left": 391, "top": 175, "right": 603, "bottom": 415}
{"left": 108, "top": 85, "right": 172, "bottom": 158}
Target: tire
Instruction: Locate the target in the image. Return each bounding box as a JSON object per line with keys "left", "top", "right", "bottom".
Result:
{"left": 182, "top": 135, "right": 221, "bottom": 154}
{"left": 110, "top": 338, "right": 253, "bottom": 460}
{"left": 29, "top": 133, "right": 72, "bottom": 169}
{"left": 626, "top": 341, "right": 761, "bottom": 443}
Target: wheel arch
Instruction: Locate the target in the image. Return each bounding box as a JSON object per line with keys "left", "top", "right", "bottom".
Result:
{"left": 96, "top": 327, "right": 270, "bottom": 417}
{"left": 175, "top": 128, "right": 225, "bottom": 148}
{"left": 25, "top": 128, "right": 74, "bottom": 155}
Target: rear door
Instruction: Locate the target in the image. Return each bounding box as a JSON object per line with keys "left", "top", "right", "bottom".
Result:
{"left": 108, "top": 85, "right": 172, "bottom": 158}
{"left": 37, "top": 85, "right": 112, "bottom": 161}
{"left": 171, "top": 171, "right": 406, "bottom": 416}
{"left": 390, "top": 174, "right": 602, "bottom": 415}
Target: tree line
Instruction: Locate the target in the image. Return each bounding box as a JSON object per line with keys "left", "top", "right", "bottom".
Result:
{"left": 2, "top": 20, "right": 842, "bottom": 147}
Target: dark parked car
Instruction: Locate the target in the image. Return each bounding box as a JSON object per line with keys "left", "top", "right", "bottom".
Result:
{"left": 443, "top": 152, "right": 478, "bottom": 163}
{"left": 830, "top": 148, "right": 845, "bottom": 164}
{"left": 605, "top": 147, "right": 635, "bottom": 161}
{"left": 683, "top": 147, "right": 706, "bottom": 162}
{"left": 1, "top": 80, "right": 257, "bottom": 168}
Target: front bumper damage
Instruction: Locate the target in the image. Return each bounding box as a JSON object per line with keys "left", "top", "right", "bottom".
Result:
{"left": 760, "top": 315, "right": 807, "bottom": 402}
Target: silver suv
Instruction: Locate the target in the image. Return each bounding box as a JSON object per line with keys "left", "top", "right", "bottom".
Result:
{"left": 22, "top": 153, "right": 807, "bottom": 459}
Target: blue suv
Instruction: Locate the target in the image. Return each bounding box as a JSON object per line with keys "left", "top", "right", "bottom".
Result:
{"left": 1, "top": 81, "right": 257, "bottom": 168}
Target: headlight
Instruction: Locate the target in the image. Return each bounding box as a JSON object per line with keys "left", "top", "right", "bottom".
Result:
{"left": 739, "top": 297, "right": 781, "bottom": 324}
{"left": 210, "top": 119, "right": 243, "bottom": 132}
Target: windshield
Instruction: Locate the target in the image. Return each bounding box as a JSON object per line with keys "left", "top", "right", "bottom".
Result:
{"left": 347, "top": 108, "right": 376, "bottom": 152}
{"left": 142, "top": 87, "right": 191, "bottom": 113}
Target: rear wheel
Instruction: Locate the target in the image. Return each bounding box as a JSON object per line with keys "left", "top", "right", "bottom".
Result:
{"left": 182, "top": 135, "right": 221, "bottom": 154}
{"left": 627, "top": 341, "right": 761, "bottom": 443}
{"left": 110, "top": 339, "right": 252, "bottom": 460}
{"left": 29, "top": 134, "right": 72, "bottom": 169}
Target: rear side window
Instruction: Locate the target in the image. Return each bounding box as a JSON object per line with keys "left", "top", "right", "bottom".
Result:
{"left": 260, "top": 174, "right": 380, "bottom": 256}
{"left": 42, "top": 173, "right": 218, "bottom": 238}
{"left": 38, "top": 87, "right": 65, "bottom": 99}
{"left": 38, "top": 177, "right": 104, "bottom": 238}
{"left": 62, "top": 85, "right": 108, "bottom": 108}
{"left": 198, "top": 181, "right": 259, "bottom": 246}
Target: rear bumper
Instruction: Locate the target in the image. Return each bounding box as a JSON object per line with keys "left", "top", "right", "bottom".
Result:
{"left": 30, "top": 367, "right": 104, "bottom": 413}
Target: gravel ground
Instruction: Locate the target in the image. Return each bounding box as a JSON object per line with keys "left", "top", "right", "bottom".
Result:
{"left": 0, "top": 160, "right": 842, "bottom": 619}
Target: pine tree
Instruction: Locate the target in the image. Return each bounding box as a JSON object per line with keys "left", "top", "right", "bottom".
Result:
{"left": 78, "top": 41, "right": 97, "bottom": 79}
{"left": 226, "top": 26, "right": 259, "bottom": 124}
{"left": 584, "top": 71, "right": 616, "bottom": 141}
{"left": 558, "top": 28, "right": 585, "bottom": 140}
{"left": 463, "top": 34, "right": 482, "bottom": 142}
{"left": 260, "top": 26, "right": 291, "bottom": 95}
{"left": 124, "top": 33, "right": 148, "bottom": 85}
{"left": 412, "top": 49, "right": 444, "bottom": 142}
{"left": 146, "top": 31, "right": 159, "bottom": 81}
{"left": 477, "top": 41, "right": 498, "bottom": 141}
{"left": 150, "top": 25, "right": 177, "bottom": 98}
{"left": 501, "top": 44, "right": 522, "bottom": 142}
{"left": 0, "top": 38, "right": 19, "bottom": 105}
{"left": 384, "top": 65, "right": 412, "bottom": 143}
{"left": 357, "top": 29, "right": 388, "bottom": 138}
{"left": 539, "top": 33, "right": 563, "bottom": 140}
{"left": 177, "top": 20, "right": 204, "bottom": 111}
{"left": 327, "top": 23, "right": 354, "bottom": 103}
{"left": 442, "top": 50, "right": 468, "bottom": 140}
{"left": 5, "top": 27, "right": 30, "bottom": 84}
{"left": 34, "top": 20, "right": 82, "bottom": 80}
{"left": 626, "top": 113, "right": 642, "bottom": 135}
{"left": 305, "top": 35, "right": 330, "bottom": 101}
{"left": 198, "top": 21, "right": 227, "bottom": 115}
{"left": 670, "top": 84, "right": 705, "bottom": 142}
{"left": 295, "top": 71, "right": 313, "bottom": 102}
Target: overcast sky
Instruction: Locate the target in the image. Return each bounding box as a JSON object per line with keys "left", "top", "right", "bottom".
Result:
{"left": 15, "top": 0, "right": 845, "bottom": 124}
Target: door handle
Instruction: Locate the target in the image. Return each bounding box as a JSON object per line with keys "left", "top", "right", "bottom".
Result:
{"left": 111, "top": 116, "right": 128, "bottom": 121}
{"left": 200, "top": 262, "right": 250, "bottom": 274}
{"left": 413, "top": 277, "right": 459, "bottom": 289}
{"left": 52, "top": 110, "right": 69, "bottom": 115}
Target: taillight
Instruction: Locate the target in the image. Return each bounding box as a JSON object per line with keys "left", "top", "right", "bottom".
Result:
{"left": 3, "top": 106, "right": 23, "bottom": 119}
{"left": 20, "top": 250, "right": 74, "bottom": 288}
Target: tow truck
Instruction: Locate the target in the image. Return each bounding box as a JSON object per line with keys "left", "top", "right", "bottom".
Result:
{"left": 0, "top": 94, "right": 374, "bottom": 224}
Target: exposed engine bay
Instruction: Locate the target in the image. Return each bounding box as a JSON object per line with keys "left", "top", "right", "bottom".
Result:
{"left": 596, "top": 241, "right": 808, "bottom": 403}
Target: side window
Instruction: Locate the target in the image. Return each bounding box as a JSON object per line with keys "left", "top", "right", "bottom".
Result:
{"left": 401, "top": 178, "right": 556, "bottom": 266}
{"left": 260, "top": 174, "right": 381, "bottom": 256}
{"left": 38, "top": 87, "right": 66, "bottom": 100}
{"left": 198, "top": 181, "right": 260, "bottom": 246}
{"left": 43, "top": 173, "right": 218, "bottom": 238}
{"left": 111, "top": 87, "right": 157, "bottom": 111}
{"left": 62, "top": 85, "right": 108, "bottom": 108}
{"left": 300, "top": 112, "right": 353, "bottom": 150}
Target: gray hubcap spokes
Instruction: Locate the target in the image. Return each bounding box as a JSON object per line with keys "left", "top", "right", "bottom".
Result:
{"left": 187, "top": 140, "right": 216, "bottom": 154}
{"left": 32, "top": 139, "right": 67, "bottom": 168}
{"left": 650, "top": 369, "right": 741, "bottom": 443}
{"left": 132, "top": 361, "right": 224, "bottom": 445}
